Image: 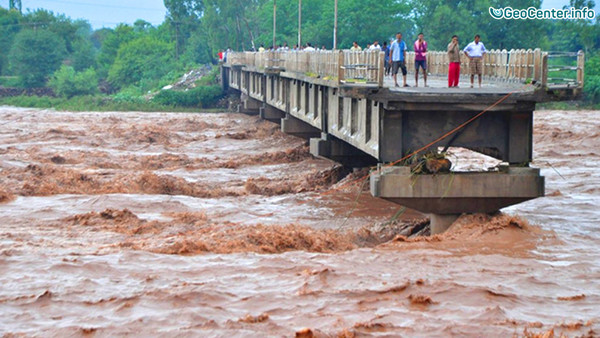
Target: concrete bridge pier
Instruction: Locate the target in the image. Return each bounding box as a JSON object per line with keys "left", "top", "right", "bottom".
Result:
{"left": 238, "top": 93, "right": 261, "bottom": 115}
{"left": 259, "top": 104, "right": 285, "bottom": 122}
{"left": 310, "top": 133, "right": 377, "bottom": 168}
{"left": 427, "top": 214, "right": 460, "bottom": 235}
{"left": 371, "top": 166, "right": 545, "bottom": 234}
{"left": 281, "top": 113, "right": 321, "bottom": 139}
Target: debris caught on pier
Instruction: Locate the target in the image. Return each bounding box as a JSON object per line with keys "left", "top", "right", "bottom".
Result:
{"left": 409, "top": 151, "right": 452, "bottom": 174}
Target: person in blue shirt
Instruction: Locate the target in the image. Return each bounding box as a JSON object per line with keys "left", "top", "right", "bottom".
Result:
{"left": 382, "top": 41, "right": 391, "bottom": 76}
{"left": 389, "top": 32, "right": 408, "bottom": 87}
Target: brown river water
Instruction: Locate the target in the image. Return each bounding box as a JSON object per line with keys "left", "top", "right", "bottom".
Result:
{"left": 0, "top": 107, "right": 598, "bottom": 337}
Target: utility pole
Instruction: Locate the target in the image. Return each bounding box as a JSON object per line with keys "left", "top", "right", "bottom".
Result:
{"left": 298, "top": 0, "right": 302, "bottom": 48}
{"left": 333, "top": 0, "right": 338, "bottom": 50}
{"left": 175, "top": 21, "right": 180, "bottom": 60}
{"left": 273, "top": 0, "right": 277, "bottom": 49}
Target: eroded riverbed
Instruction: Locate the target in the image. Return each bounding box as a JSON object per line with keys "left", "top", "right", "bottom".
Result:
{"left": 0, "top": 107, "right": 598, "bottom": 337}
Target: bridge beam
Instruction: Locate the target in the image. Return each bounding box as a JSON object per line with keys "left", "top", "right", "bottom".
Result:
{"left": 238, "top": 93, "right": 261, "bottom": 115}
{"left": 310, "top": 133, "right": 377, "bottom": 168}
{"left": 281, "top": 113, "right": 321, "bottom": 139}
{"left": 260, "top": 104, "right": 285, "bottom": 122}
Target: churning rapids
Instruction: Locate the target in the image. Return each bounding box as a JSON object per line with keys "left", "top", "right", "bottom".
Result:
{"left": 0, "top": 107, "right": 598, "bottom": 337}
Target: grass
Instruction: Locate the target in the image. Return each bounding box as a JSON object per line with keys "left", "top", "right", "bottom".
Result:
{"left": 0, "top": 94, "right": 221, "bottom": 112}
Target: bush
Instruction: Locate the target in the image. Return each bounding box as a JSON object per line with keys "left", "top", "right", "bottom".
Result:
{"left": 584, "top": 54, "right": 600, "bottom": 103}
{"left": 584, "top": 75, "right": 600, "bottom": 103}
{"left": 49, "top": 65, "right": 98, "bottom": 98}
{"left": 152, "top": 85, "right": 223, "bottom": 108}
{"left": 113, "top": 87, "right": 146, "bottom": 104}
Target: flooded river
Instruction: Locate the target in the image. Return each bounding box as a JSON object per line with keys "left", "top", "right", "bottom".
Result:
{"left": 0, "top": 107, "right": 598, "bottom": 337}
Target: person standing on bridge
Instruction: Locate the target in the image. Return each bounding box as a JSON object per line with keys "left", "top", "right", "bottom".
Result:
{"left": 350, "top": 41, "right": 362, "bottom": 51}
{"left": 382, "top": 41, "right": 391, "bottom": 77}
{"left": 447, "top": 35, "right": 460, "bottom": 87}
{"left": 463, "top": 34, "right": 487, "bottom": 88}
{"left": 414, "top": 32, "right": 428, "bottom": 87}
{"left": 369, "top": 41, "right": 381, "bottom": 51}
{"left": 389, "top": 32, "right": 408, "bottom": 87}
{"left": 304, "top": 43, "right": 316, "bottom": 51}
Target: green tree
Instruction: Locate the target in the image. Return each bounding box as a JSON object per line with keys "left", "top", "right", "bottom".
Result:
{"left": 21, "top": 10, "right": 80, "bottom": 53}
{"left": 412, "top": 0, "right": 547, "bottom": 51}
{"left": 96, "top": 24, "right": 137, "bottom": 79}
{"left": 0, "top": 7, "right": 22, "bottom": 75}
{"left": 107, "top": 36, "right": 175, "bottom": 90}
{"left": 70, "top": 39, "right": 97, "bottom": 71}
{"left": 164, "top": 0, "right": 204, "bottom": 58}
{"left": 9, "top": 0, "right": 22, "bottom": 12}
{"left": 8, "top": 29, "right": 66, "bottom": 87}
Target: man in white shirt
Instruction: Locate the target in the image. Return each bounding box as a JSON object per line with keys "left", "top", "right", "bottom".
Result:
{"left": 304, "top": 43, "right": 316, "bottom": 52}
{"left": 463, "top": 34, "right": 487, "bottom": 88}
{"left": 369, "top": 41, "right": 381, "bottom": 51}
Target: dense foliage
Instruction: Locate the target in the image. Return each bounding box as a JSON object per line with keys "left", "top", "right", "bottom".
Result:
{"left": 49, "top": 65, "right": 97, "bottom": 98}
{"left": 0, "top": 0, "right": 599, "bottom": 103}
{"left": 152, "top": 85, "right": 223, "bottom": 107}
{"left": 8, "top": 29, "right": 66, "bottom": 87}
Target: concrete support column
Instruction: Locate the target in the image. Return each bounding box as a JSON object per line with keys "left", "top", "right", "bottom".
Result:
{"left": 220, "top": 66, "right": 229, "bottom": 92}
{"left": 310, "top": 133, "right": 376, "bottom": 167}
{"left": 281, "top": 113, "right": 321, "bottom": 139}
{"left": 260, "top": 104, "right": 285, "bottom": 122}
{"left": 238, "top": 93, "right": 261, "bottom": 115}
{"left": 427, "top": 214, "right": 460, "bottom": 235}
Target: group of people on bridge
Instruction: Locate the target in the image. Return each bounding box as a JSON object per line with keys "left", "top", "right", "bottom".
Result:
{"left": 383, "top": 32, "right": 487, "bottom": 89}
{"left": 219, "top": 33, "right": 488, "bottom": 89}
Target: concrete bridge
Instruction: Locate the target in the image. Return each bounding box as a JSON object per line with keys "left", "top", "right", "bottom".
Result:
{"left": 221, "top": 49, "right": 585, "bottom": 233}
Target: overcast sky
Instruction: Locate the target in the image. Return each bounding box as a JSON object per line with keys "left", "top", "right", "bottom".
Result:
{"left": 0, "top": 0, "right": 577, "bottom": 30}
{"left": 0, "top": 0, "right": 167, "bottom": 28}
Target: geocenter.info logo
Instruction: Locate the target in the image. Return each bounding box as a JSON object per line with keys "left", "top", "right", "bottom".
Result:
{"left": 489, "top": 6, "right": 596, "bottom": 20}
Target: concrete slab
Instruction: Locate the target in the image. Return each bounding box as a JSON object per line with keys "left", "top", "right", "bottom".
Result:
{"left": 370, "top": 166, "right": 545, "bottom": 214}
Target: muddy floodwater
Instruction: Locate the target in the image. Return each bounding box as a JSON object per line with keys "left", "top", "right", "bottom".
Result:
{"left": 0, "top": 107, "right": 598, "bottom": 337}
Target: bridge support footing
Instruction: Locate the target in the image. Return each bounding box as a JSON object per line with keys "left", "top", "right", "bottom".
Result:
{"left": 371, "top": 166, "right": 544, "bottom": 233}
{"left": 427, "top": 214, "right": 460, "bottom": 235}
{"left": 281, "top": 114, "right": 321, "bottom": 139}
{"left": 260, "top": 104, "right": 285, "bottom": 122}
{"left": 310, "top": 134, "right": 377, "bottom": 167}
{"left": 238, "top": 94, "right": 261, "bottom": 115}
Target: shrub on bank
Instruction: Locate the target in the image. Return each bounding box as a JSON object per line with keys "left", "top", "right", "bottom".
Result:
{"left": 584, "top": 54, "right": 600, "bottom": 103}
{"left": 152, "top": 85, "right": 223, "bottom": 108}
{"left": 49, "top": 66, "right": 98, "bottom": 98}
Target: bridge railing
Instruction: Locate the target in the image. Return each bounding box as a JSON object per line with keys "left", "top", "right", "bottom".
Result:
{"left": 225, "top": 48, "right": 584, "bottom": 89}
{"left": 544, "top": 51, "right": 585, "bottom": 88}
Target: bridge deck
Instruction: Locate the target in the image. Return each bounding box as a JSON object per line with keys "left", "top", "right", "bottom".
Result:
{"left": 382, "top": 75, "right": 534, "bottom": 95}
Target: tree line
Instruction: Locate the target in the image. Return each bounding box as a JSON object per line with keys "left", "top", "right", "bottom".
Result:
{"left": 0, "top": 0, "right": 598, "bottom": 101}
